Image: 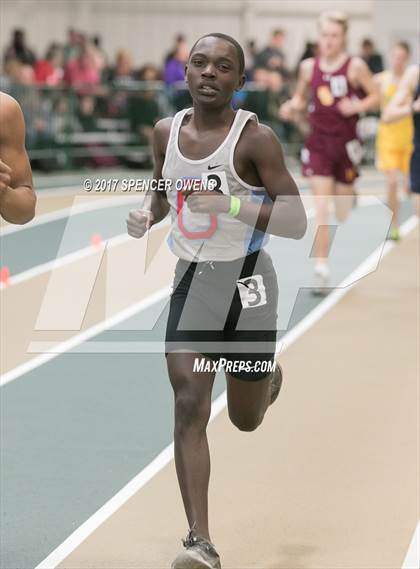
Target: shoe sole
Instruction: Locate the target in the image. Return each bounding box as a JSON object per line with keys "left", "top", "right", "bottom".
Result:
{"left": 311, "top": 287, "right": 329, "bottom": 297}
{"left": 171, "top": 550, "right": 221, "bottom": 569}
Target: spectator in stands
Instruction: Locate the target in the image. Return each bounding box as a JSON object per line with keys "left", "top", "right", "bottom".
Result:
{"left": 4, "top": 59, "right": 35, "bottom": 85}
{"left": 6, "top": 66, "right": 51, "bottom": 151}
{"left": 254, "top": 29, "right": 287, "bottom": 76}
{"left": 129, "top": 64, "right": 163, "bottom": 148}
{"left": 4, "top": 29, "right": 36, "bottom": 67}
{"left": 107, "top": 49, "right": 135, "bottom": 84}
{"left": 244, "top": 67, "right": 290, "bottom": 140}
{"left": 77, "top": 95, "right": 97, "bottom": 131}
{"left": 3, "top": 62, "right": 37, "bottom": 146}
{"left": 164, "top": 38, "right": 189, "bottom": 86}
{"left": 64, "top": 42, "right": 102, "bottom": 88}
{"left": 298, "top": 41, "right": 318, "bottom": 63}
{"left": 164, "top": 34, "right": 187, "bottom": 64}
{"left": 92, "top": 34, "right": 108, "bottom": 67}
{"left": 63, "top": 28, "right": 81, "bottom": 63}
{"left": 105, "top": 50, "right": 137, "bottom": 120}
{"left": 138, "top": 65, "right": 161, "bottom": 82}
{"left": 361, "top": 38, "right": 384, "bottom": 74}
{"left": 163, "top": 39, "right": 191, "bottom": 111}
{"left": 51, "top": 96, "right": 81, "bottom": 136}
{"left": 244, "top": 39, "right": 257, "bottom": 79}
{"left": 34, "top": 44, "right": 64, "bottom": 86}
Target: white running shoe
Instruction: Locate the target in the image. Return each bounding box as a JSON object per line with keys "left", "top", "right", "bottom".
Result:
{"left": 171, "top": 528, "right": 221, "bottom": 569}
{"left": 312, "top": 263, "right": 330, "bottom": 296}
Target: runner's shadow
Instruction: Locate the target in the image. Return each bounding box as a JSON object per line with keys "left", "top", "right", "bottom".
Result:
{"left": 266, "top": 543, "right": 318, "bottom": 569}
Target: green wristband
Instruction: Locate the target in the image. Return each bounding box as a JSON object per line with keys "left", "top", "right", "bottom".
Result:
{"left": 228, "top": 196, "right": 241, "bottom": 217}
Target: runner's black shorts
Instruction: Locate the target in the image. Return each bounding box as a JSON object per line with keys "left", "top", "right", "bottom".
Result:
{"left": 165, "top": 249, "right": 279, "bottom": 381}
{"left": 410, "top": 144, "right": 420, "bottom": 194}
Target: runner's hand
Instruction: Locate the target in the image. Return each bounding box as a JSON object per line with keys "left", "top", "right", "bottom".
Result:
{"left": 279, "top": 100, "right": 293, "bottom": 121}
{"left": 337, "top": 97, "right": 361, "bottom": 117}
{"left": 126, "top": 209, "right": 154, "bottom": 239}
{"left": 183, "top": 190, "right": 230, "bottom": 214}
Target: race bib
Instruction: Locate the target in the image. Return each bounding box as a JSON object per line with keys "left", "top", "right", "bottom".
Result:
{"left": 330, "top": 75, "right": 348, "bottom": 98}
{"left": 201, "top": 171, "right": 229, "bottom": 195}
{"left": 236, "top": 275, "right": 267, "bottom": 308}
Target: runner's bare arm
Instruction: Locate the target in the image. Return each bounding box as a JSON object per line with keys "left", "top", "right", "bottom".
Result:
{"left": 146, "top": 118, "right": 171, "bottom": 222}
{"left": 126, "top": 118, "right": 171, "bottom": 238}
{"left": 340, "top": 57, "right": 379, "bottom": 116}
{"left": 373, "top": 72, "right": 385, "bottom": 104}
{"left": 185, "top": 123, "right": 307, "bottom": 239}
{"left": 382, "top": 65, "right": 419, "bottom": 123}
{"left": 239, "top": 123, "right": 307, "bottom": 238}
{"left": 0, "top": 93, "right": 36, "bottom": 224}
{"left": 279, "top": 58, "right": 313, "bottom": 121}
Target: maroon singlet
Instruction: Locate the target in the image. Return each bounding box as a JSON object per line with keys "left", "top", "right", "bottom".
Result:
{"left": 307, "top": 55, "right": 362, "bottom": 144}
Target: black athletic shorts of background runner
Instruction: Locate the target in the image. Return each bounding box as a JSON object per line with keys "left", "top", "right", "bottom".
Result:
{"left": 165, "top": 248, "right": 279, "bottom": 381}
{"left": 410, "top": 145, "right": 420, "bottom": 194}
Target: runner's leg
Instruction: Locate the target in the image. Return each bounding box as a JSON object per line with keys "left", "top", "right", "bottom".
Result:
{"left": 334, "top": 182, "right": 356, "bottom": 223}
{"left": 310, "top": 175, "right": 335, "bottom": 260}
{"left": 167, "top": 352, "right": 216, "bottom": 542}
{"left": 226, "top": 371, "right": 272, "bottom": 431}
{"left": 385, "top": 169, "right": 400, "bottom": 229}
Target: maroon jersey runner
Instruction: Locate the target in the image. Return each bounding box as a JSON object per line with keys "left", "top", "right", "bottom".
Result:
{"left": 302, "top": 56, "right": 364, "bottom": 184}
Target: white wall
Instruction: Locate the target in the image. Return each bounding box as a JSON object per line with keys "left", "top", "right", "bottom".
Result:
{"left": 2, "top": 0, "right": 414, "bottom": 71}
{"left": 372, "top": 0, "right": 420, "bottom": 66}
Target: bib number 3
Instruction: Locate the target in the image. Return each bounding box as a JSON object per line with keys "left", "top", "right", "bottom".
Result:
{"left": 236, "top": 275, "right": 267, "bottom": 308}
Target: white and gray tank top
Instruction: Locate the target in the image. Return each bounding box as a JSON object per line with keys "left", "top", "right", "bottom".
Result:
{"left": 162, "top": 107, "right": 271, "bottom": 262}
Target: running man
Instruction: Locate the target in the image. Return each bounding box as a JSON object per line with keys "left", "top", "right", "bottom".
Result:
{"left": 280, "top": 11, "right": 379, "bottom": 293}
{"left": 382, "top": 64, "right": 420, "bottom": 217}
{"left": 375, "top": 42, "right": 413, "bottom": 240}
{"left": 127, "top": 33, "right": 307, "bottom": 569}
{"left": 0, "top": 92, "right": 36, "bottom": 224}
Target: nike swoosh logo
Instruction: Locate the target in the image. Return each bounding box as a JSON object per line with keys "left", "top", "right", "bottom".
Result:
{"left": 207, "top": 164, "right": 223, "bottom": 170}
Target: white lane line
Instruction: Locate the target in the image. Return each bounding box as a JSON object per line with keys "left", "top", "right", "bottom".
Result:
{"left": 35, "top": 443, "right": 176, "bottom": 569}
{"left": 0, "top": 218, "right": 171, "bottom": 289}
{"left": 0, "top": 286, "right": 171, "bottom": 388}
{"left": 34, "top": 215, "right": 419, "bottom": 569}
{"left": 0, "top": 194, "right": 140, "bottom": 236}
{"left": 279, "top": 214, "right": 419, "bottom": 352}
{"left": 1, "top": 234, "right": 130, "bottom": 289}
{"left": 402, "top": 521, "right": 420, "bottom": 569}
{"left": 33, "top": 391, "right": 230, "bottom": 569}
